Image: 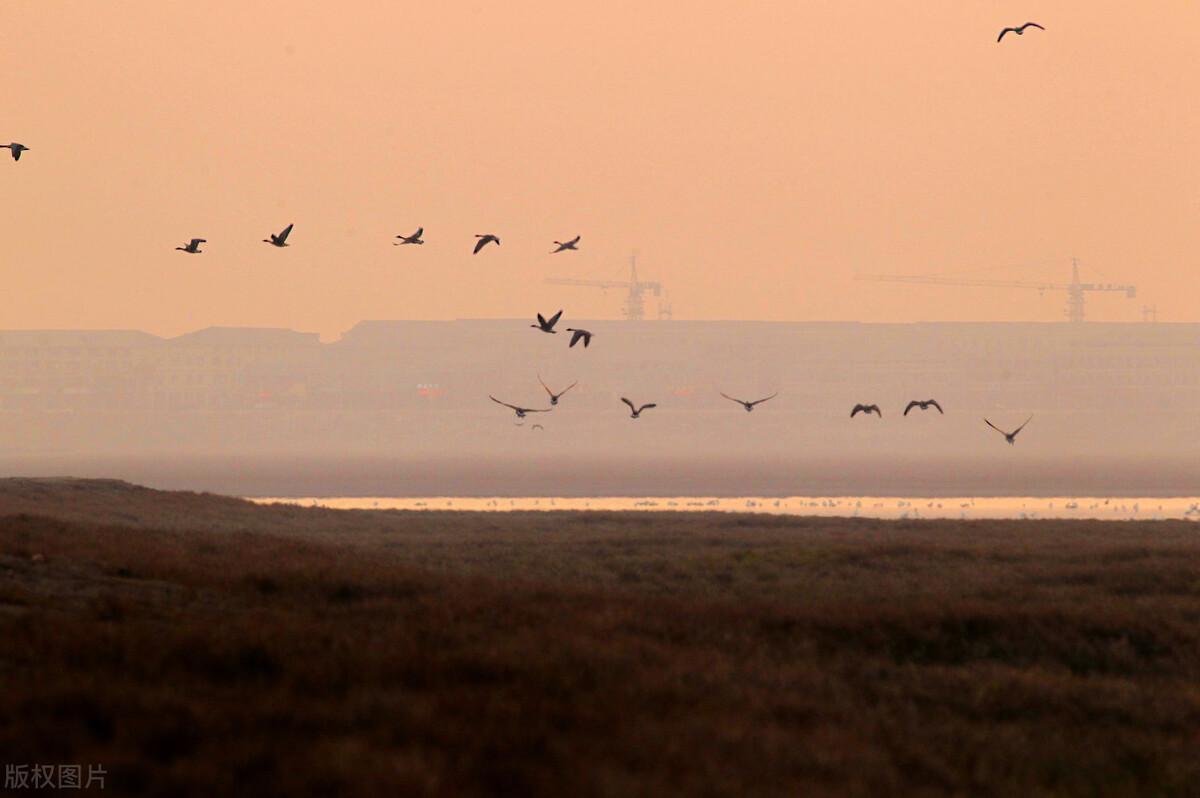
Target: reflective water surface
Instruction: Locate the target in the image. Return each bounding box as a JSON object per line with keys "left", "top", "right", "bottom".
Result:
{"left": 252, "top": 496, "right": 1200, "bottom": 521}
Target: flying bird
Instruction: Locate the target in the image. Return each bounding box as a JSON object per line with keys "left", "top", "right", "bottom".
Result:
{"left": 622, "top": 397, "right": 657, "bottom": 419}
{"left": 998, "top": 22, "right": 1044, "bottom": 42}
{"left": 2, "top": 143, "right": 29, "bottom": 161}
{"left": 551, "top": 235, "right": 580, "bottom": 253}
{"left": 531, "top": 310, "right": 563, "bottom": 334}
{"left": 720, "top": 392, "right": 778, "bottom": 413}
{"left": 473, "top": 234, "right": 500, "bottom": 254}
{"left": 850, "top": 404, "right": 882, "bottom": 418}
{"left": 904, "top": 399, "right": 944, "bottom": 416}
{"left": 175, "top": 238, "right": 206, "bottom": 254}
{"left": 566, "top": 328, "right": 592, "bottom": 348}
{"left": 263, "top": 223, "right": 294, "bottom": 247}
{"left": 490, "top": 396, "right": 550, "bottom": 419}
{"left": 539, "top": 376, "right": 578, "bottom": 406}
{"left": 531, "top": 424, "right": 545, "bottom": 431}
{"left": 395, "top": 228, "right": 424, "bottom": 245}
{"left": 985, "top": 416, "right": 1033, "bottom": 445}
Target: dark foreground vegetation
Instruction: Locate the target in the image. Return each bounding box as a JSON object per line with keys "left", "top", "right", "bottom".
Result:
{"left": 1, "top": 479, "right": 1198, "bottom": 796}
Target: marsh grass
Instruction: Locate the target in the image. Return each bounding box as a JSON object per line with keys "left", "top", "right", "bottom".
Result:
{"left": 1, "top": 480, "right": 1199, "bottom": 796}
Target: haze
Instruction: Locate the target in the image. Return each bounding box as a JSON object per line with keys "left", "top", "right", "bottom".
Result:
{"left": 4, "top": 2, "right": 1198, "bottom": 336}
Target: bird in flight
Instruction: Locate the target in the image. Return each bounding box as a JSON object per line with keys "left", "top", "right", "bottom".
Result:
{"left": 985, "top": 416, "right": 1032, "bottom": 445}
{"left": 490, "top": 396, "right": 550, "bottom": 419}
{"left": 531, "top": 310, "right": 563, "bottom": 334}
{"left": 175, "top": 238, "right": 206, "bottom": 254}
{"left": 904, "top": 399, "right": 944, "bottom": 416}
{"left": 473, "top": 234, "right": 500, "bottom": 254}
{"left": 850, "top": 404, "right": 882, "bottom": 418}
{"left": 395, "top": 228, "right": 424, "bottom": 245}
{"left": 998, "top": 22, "right": 1044, "bottom": 42}
{"left": 539, "top": 376, "right": 578, "bottom": 406}
{"left": 2, "top": 143, "right": 29, "bottom": 161}
{"left": 551, "top": 235, "right": 580, "bottom": 253}
{"left": 531, "top": 424, "right": 545, "bottom": 431}
{"left": 622, "top": 397, "right": 657, "bottom": 419}
{"left": 263, "top": 223, "right": 294, "bottom": 247}
{"left": 566, "top": 328, "right": 592, "bottom": 348}
{"left": 721, "top": 392, "right": 778, "bottom": 413}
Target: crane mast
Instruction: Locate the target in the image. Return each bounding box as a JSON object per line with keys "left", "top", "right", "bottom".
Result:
{"left": 546, "top": 255, "right": 668, "bottom": 321}
{"left": 856, "top": 259, "right": 1136, "bottom": 322}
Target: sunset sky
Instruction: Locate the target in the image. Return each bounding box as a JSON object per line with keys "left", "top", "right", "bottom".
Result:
{"left": 3, "top": 1, "right": 1197, "bottom": 338}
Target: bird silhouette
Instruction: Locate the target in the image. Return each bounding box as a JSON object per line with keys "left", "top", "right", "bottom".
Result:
{"left": 531, "top": 310, "right": 563, "bottom": 333}
{"left": 395, "top": 227, "right": 424, "bottom": 245}
{"left": 551, "top": 235, "right": 580, "bottom": 253}
{"left": 904, "top": 399, "right": 943, "bottom": 416}
{"left": 985, "top": 416, "right": 1032, "bottom": 445}
{"left": 263, "top": 223, "right": 294, "bottom": 247}
{"left": 531, "top": 424, "right": 545, "bottom": 431}
{"left": 175, "top": 238, "right": 206, "bottom": 254}
{"left": 566, "top": 328, "right": 592, "bottom": 348}
{"left": 2, "top": 143, "right": 29, "bottom": 161}
{"left": 490, "top": 396, "right": 550, "bottom": 419}
{"left": 998, "top": 22, "right": 1044, "bottom": 42}
{"left": 473, "top": 234, "right": 500, "bottom": 254}
{"left": 622, "top": 397, "right": 657, "bottom": 419}
{"left": 720, "top": 392, "right": 778, "bottom": 413}
{"left": 539, "top": 376, "right": 578, "bottom": 406}
{"left": 851, "top": 404, "right": 882, "bottom": 418}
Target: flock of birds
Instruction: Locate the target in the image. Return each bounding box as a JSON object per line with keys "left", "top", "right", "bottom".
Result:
{"left": 9, "top": 19, "right": 1045, "bottom": 445}
{"left": 168, "top": 223, "right": 576, "bottom": 256}
{"left": 495, "top": 306, "right": 1034, "bottom": 445}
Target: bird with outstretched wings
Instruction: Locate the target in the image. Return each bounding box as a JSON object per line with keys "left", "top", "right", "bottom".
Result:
{"left": 985, "top": 416, "right": 1032, "bottom": 445}
{"left": 720, "top": 392, "right": 778, "bottom": 412}
{"left": 621, "top": 397, "right": 657, "bottom": 418}
{"left": 850, "top": 404, "right": 882, "bottom": 418}
{"left": 904, "top": 399, "right": 944, "bottom": 416}
{"left": 490, "top": 395, "right": 550, "bottom": 418}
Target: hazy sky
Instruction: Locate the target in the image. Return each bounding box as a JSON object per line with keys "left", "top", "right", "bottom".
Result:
{"left": 3, "top": 2, "right": 1197, "bottom": 337}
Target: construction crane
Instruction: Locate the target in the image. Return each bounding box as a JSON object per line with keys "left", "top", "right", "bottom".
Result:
{"left": 856, "top": 258, "right": 1136, "bottom": 323}
{"left": 546, "top": 255, "right": 670, "bottom": 321}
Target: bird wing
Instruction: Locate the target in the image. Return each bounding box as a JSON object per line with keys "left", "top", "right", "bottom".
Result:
{"left": 1022, "top": 22, "right": 1044, "bottom": 31}
{"left": 639, "top": 403, "right": 657, "bottom": 413}
{"left": 473, "top": 236, "right": 492, "bottom": 254}
{"left": 851, "top": 404, "right": 865, "bottom": 417}
{"left": 869, "top": 405, "right": 882, "bottom": 417}
{"left": 621, "top": 397, "right": 636, "bottom": 412}
{"left": 984, "top": 418, "right": 1006, "bottom": 435}
{"left": 568, "top": 330, "right": 583, "bottom": 347}
{"left": 904, "top": 401, "right": 919, "bottom": 416}
{"left": 489, "top": 396, "right": 519, "bottom": 411}
{"left": 929, "top": 399, "right": 944, "bottom": 414}
{"left": 190, "top": 239, "right": 205, "bottom": 247}
{"left": 546, "top": 309, "right": 563, "bottom": 328}
{"left": 559, "top": 381, "right": 578, "bottom": 397}
{"left": 11, "top": 148, "right": 21, "bottom": 161}
{"left": 720, "top": 392, "right": 745, "bottom": 406}
{"left": 750, "top": 392, "right": 778, "bottom": 406}
{"left": 276, "top": 223, "right": 293, "bottom": 243}
{"left": 568, "top": 235, "right": 580, "bottom": 246}
{"left": 538, "top": 375, "right": 553, "bottom": 397}
{"left": 536, "top": 313, "right": 547, "bottom": 327}
{"left": 1012, "top": 415, "right": 1033, "bottom": 436}
{"left": 998, "top": 28, "right": 1014, "bottom": 41}
{"left": 413, "top": 227, "right": 423, "bottom": 238}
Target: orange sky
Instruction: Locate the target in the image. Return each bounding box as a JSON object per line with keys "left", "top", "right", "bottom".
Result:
{"left": 2, "top": 1, "right": 1197, "bottom": 337}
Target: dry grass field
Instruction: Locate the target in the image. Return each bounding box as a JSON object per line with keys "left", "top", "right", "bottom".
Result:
{"left": 1, "top": 479, "right": 1199, "bottom": 796}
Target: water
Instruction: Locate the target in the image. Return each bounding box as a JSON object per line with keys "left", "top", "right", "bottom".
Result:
{"left": 251, "top": 496, "right": 1200, "bottom": 521}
